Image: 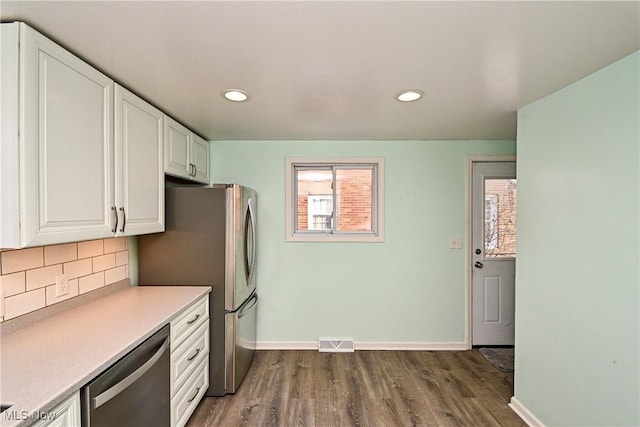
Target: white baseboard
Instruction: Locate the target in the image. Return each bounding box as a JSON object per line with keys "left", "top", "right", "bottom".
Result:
{"left": 256, "top": 341, "right": 317, "bottom": 350}
{"left": 356, "top": 342, "right": 467, "bottom": 350}
{"left": 509, "top": 396, "right": 545, "bottom": 427}
{"left": 256, "top": 341, "right": 467, "bottom": 351}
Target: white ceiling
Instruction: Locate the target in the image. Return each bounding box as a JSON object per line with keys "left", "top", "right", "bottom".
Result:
{"left": 1, "top": 1, "right": 638, "bottom": 141}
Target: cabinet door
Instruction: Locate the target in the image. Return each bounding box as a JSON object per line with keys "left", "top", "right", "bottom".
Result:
{"left": 164, "top": 116, "right": 191, "bottom": 180}
{"left": 115, "top": 84, "right": 164, "bottom": 236}
{"left": 20, "top": 23, "right": 114, "bottom": 247}
{"left": 1, "top": 23, "right": 20, "bottom": 248}
{"left": 190, "top": 133, "right": 210, "bottom": 184}
{"left": 32, "top": 391, "right": 80, "bottom": 427}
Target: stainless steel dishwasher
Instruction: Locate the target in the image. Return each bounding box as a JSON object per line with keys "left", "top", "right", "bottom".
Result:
{"left": 81, "top": 324, "right": 170, "bottom": 426}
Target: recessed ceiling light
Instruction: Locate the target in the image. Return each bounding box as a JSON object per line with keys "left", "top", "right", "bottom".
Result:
{"left": 396, "top": 90, "right": 424, "bottom": 102}
{"left": 223, "top": 89, "right": 249, "bottom": 102}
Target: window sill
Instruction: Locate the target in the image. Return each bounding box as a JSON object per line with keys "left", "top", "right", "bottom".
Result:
{"left": 286, "top": 232, "right": 384, "bottom": 243}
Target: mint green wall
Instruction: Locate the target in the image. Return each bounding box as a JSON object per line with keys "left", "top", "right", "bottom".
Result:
{"left": 515, "top": 52, "right": 639, "bottom": 426}
{"left": 211, "top": 140, "right": 515, "bottom": 344}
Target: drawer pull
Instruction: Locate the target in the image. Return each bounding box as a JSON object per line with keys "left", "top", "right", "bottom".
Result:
{"left": 187, "top": 314, "right": 200, "bottom": 325}
{"left": 187, "top": 387, "right": 201, "bottom": 403}
{"left": 187, "top": 348, "right": 201, "bottom": 362}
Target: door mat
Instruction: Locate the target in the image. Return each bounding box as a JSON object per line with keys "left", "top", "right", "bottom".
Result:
{"left": 479, "top": 348, "right": 514, "bottom": 371}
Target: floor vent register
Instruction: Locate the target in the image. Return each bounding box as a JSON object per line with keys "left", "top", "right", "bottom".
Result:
{"left": 318, "top": 338, "right": 355, "bottom": 352}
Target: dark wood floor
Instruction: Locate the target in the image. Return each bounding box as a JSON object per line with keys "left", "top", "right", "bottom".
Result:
{"left": 187, "top": 350, "right": 525, "bottom": 427}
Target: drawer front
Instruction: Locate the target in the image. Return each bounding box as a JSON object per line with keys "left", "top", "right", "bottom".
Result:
{"left": 172, "top": 358, "right": 209, "bottom": 427}
{"left": 171, "top": 296, "right": 208, "bottom": 349}
{"left": 171, "top": 321, "right": 209, "bottom": 396}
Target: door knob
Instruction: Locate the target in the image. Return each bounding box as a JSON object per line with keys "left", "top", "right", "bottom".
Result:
{"left": 474, "top": 261, "right": 484, "bottom": 269}
{"left": 475, "top": 249, "right": 482, "bottom": 255}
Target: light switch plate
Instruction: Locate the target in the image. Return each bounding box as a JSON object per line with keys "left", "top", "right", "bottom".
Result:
{"left": 449, "top": 236, "right": 462, "bottom": 249}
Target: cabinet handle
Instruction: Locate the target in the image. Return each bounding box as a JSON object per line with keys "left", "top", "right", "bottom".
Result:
{"left": 187, "top": 348, "right": 201, "bottom": 362}
{"left": 119, "top": 207, "right": 126, "bottom": 232}
{"left": 187, "top": 387, "right": 201, "bottom": 403}
{"left": 111, "top": 207, "right": 118, "bottom": 233}
{"left": 187, "top": 313, "right": 200, "bottom": 325}
{"left": 190, "top": 163, "right": 196, "bottom": 177}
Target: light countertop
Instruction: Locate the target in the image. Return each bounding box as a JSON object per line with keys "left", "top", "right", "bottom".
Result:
{"left": 0, "top": 285, "right": 210, "bottom": 427}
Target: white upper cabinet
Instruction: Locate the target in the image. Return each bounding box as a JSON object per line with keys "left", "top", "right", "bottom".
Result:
{"left": 0, "top": 23, "right": 167, "bottom": 248}
{"left": 190, "top": 133, "right": 210, "bottom": 184}
{"left": 114, "top": 84, "right": 164, "bottom": 236}
{"left": 164, "top": 116, "right": 210, "bottom": 184}
{"left": 1, "top": 22, "right": 115, "bottom": 248}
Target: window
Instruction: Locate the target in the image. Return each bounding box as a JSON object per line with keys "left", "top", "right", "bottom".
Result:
{"left": 307, "top": 195, "right": 333, "bottom": 230}
{"left": 484, "top": 178, "right": 517, "bottom": 258}
{"left": 285, "top": 158, "right": 384, "bottom": 242}
{"left": 484, "top": 194, "right": 499, "bottom": 250}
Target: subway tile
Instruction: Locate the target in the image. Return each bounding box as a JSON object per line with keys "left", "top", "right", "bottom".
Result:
{"left": 0, "top": 271, "right": 26, "bottom": 297}
{"left": 105, "top": 266, "right": 127, "bottom": 285}
{"left": 26, "top": 264, "right": 63, "bottom": 291}
{"left": 63, "top": 259, "right": 92, "bottom": 280}
{"left": 45, "top": 278, "right": 79, "bottom": 306}
{"left": 104, "top": 237, "right": 126, "bottom": 254}
{"left": 44, "top": 243, "right": 77, "bottom": 266}
{"left": 78, "top": 240, "right": 103, "bottom": 259}
{"left": 4, "top": 289, "right": 46, "bottom": 320}
{"left": 1, "top": 247, "right": 44, "bottom": 275}
{"left": 79, "top": 272, "right": 104, "bottom": 294}
{"left": 93, "top": 254, "right": 116, "bottom": 273}
{"left": 115, "top": 251, "right": 129, "bottom": 267}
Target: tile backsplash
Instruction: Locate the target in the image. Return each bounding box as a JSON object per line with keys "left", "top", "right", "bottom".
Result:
{"left": 0, "top": 237, "right": 129, "bottom": 321}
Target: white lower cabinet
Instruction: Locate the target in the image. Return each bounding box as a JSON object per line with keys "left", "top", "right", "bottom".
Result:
{"left": 32, "top": 391, "right": 80, "bottom": 427}
{"left": 173, "top": 359, "right": 209, "bottom": 427}
{"left": 170, "top": 296, "right": 210, "bottom": 427}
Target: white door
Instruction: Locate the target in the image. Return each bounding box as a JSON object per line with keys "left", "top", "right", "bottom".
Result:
{"left": 20, "top": 23, "right": 114, "bottom": 247}
{"left": 164, "top": 115, "right": 191, "bottom": 180}
{"left": 472, "top": 161, "right": 517, "bottom": 346}
{"left": 114, "top": 84, "right": 164, "bottom": 236}
{"left": 190, "top": 133, "right": 210, "bottom": 184}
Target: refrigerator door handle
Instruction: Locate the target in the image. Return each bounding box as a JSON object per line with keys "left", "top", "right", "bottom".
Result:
{"left": 238, "top": 293, "right": 258, "bottom": 319}
{"left": 244, "top": 198, "right": 257, "bottom": 285}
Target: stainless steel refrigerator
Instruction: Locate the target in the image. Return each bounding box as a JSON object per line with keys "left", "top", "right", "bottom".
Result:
{"left": 137, "top": 184, "right": 257, "bottom": 396}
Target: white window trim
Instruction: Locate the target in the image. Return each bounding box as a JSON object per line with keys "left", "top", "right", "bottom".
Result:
{"left": 285, "top": 157, "right": 385, "bottom": 243}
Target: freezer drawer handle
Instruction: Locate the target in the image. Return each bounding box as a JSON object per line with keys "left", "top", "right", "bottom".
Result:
{"left": 92, "top": 337, "right": 169, "bottom": 409}
{"left": 187, "top": 387, "right": 201, "bottom": 403}
{"left": 187, "top": 348, "right": 201, "bottom": 362}
{"left": 187, "top": 314, "right": 200, "bottom": 325}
